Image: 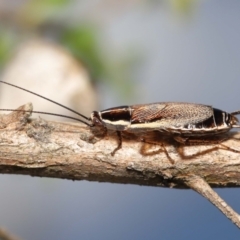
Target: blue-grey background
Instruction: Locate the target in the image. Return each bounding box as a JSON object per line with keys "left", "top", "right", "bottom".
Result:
{"left": 1, "top": 1, "right": 240, "bottom": 239}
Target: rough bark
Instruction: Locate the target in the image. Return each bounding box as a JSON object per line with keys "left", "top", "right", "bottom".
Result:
{"left": 1, "top": 103, "right": 240, "bottom": 228}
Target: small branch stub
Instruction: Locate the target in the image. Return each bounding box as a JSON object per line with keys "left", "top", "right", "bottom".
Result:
{"left": 0, "top": 103, "right": 32, "bottom": 128}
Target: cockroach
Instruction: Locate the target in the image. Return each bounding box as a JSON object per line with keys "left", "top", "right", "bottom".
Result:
{"left": 0, "top": 80, "right": 240, "bottom": 157}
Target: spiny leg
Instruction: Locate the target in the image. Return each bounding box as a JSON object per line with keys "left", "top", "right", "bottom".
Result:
{"left": 88, "top": 126, "right": 107, "bottom": 144}
{"left": 111, "top": 131, "right": 122, "bottom": 156}
{"left": 177, "top": 144, "right": 220, "bottom": 160}
{"left": 140, "top": 138, "right": 175, "bottom": 164}
{"left": 174, "top": 136, "right": 240, "bottom": 159}
{"left": 218, "top": 142, "right": 240, "bottom": 153}
{"left": 90, "top": 128, "right": 123, "bottom": 156}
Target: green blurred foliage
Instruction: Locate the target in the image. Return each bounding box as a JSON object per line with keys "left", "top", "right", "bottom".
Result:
{"left": 60, "top": 27, "right": 106, "bottom": 82}
{"left": 60, "top": 26, "right": 140, "bottom": 98}
{"left": 0, "top": 0, "right": 195, "bottom": 98}
{"left": 0, "top": 28, "right": 16, "bottom": 65}
{"left": 20, "top": 0, "right": 69, "bottom": 27}
{"left": 0, "top": 0, "right": 138, "bottom": 98}
{"left": 170, "top": 0, "right": 197, "bottom": 15}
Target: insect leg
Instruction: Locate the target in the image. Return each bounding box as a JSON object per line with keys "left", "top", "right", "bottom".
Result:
{"left": 87, "top": 126, "right": 108, "bottom": 145}
{"left": 140, "top": 137, "right": 174, "bottom": 164}
{"left": 174, "top": 136, "right": 240, "bottom": 159}
{"left": 218, "top": 143, "right": 240, "bottom": 153}
{"left": 111, "top": 131, "right": 122, "bottom": 156}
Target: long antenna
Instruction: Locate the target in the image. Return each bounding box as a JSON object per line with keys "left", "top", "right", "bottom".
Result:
{"left": 0, "top": 109, "right": 92, "bottom": 126}
{"left": 231, "top": 110, "right": 240, "bottom": 115}
{"left": 0, "top": 80, "right": 90, "bottom": 121}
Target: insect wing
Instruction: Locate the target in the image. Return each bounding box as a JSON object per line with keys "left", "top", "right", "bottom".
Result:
{"left": 130, "top": 102, "right": 214, "bottom": 131}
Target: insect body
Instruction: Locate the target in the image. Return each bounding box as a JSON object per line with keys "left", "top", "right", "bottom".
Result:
{"left": 0, "top": 80, "right": 240, "bottom": 156}
{"left": 92, "top": 102, "right": 239, "bottom": 136}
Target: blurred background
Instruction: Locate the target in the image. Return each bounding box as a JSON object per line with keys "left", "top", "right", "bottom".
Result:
{"left": 0, "top": 0, "right": 240, "bottom": 239}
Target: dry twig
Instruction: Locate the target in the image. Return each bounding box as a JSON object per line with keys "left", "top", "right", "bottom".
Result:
{"left": 0, "top": 103, "right": 240, "bottom": 228}
{"left": 0, "top": 227, "right": 21, "bottom": 240}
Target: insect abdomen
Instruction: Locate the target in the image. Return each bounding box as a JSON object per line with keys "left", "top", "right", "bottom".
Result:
{"left": 179, "top": 108, "right": 234, "bottom": 136}
{"left": 193, "top": 108, "right": 227, "bottom": 128}
{"left": 96, "top": 103, "right": 237, "bottom": 136}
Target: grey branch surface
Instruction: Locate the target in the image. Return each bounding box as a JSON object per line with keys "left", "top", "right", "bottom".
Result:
{"left": 1, "top": 103, "right": 240, "bottom": 228}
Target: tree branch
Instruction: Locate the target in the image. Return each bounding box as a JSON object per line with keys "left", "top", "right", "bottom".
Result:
{"left": 1, "top": 103, "right": 240, "bottom": 227}
{"left": 0, "top": 227, "right": 21, "bottom": 240}
{"left": 185, "top": 176, "right": 240, "bottom": 228}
